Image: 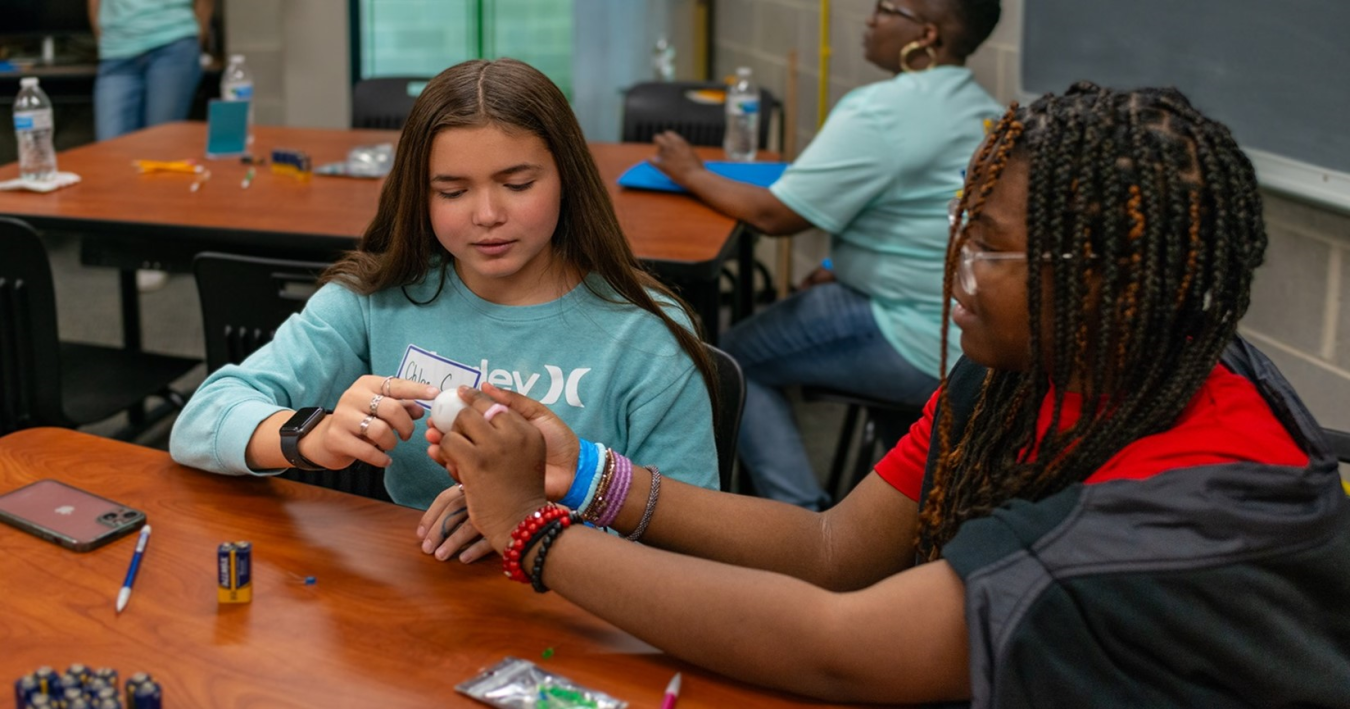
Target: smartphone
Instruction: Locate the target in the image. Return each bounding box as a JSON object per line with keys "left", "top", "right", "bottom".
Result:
{"left": 0, "top": 479, "right": 146, "bottom": 552}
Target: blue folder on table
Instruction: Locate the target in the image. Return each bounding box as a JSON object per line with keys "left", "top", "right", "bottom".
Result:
{"left": 618, "top": 160, "right": 790, "bottom": 193}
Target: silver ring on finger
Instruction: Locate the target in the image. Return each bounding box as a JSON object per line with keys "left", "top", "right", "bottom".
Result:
{"left": 359, "top": 413, "right": 376, "bottom": 438}
{"left": 369, "top": 394, "right": 384, "bottom": 416}
{"left": 381, "top": 375, "right": 395, "bottom": 397}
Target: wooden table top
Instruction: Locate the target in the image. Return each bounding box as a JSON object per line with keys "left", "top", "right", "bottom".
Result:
{"left": 0, "top": 123, "right": 743, "bottom": 274}
{"left": 0, "top": 428, "right": 848, "bottom": 708}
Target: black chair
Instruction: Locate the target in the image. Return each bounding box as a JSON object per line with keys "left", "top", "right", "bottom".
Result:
{"left": 621, "top": 80, "right": 777, "bottom": 149}
{"left": 0, "top": 217, "right": 197, "bottom": 439}
{"left": 193, "top": 252, "right": 329, "bottom": 373}
{"left": 351, "top": 76, "right": 429, "bottom": 130}
{"left": 706, "top": 344, "right": 746, "bottom": 493}
{"left": 1323, "top": 428, "right": 1350, "bottom": 463}
{"left": 801, "top": 386, "right": 925, "bottom": 502}
{"left": 193, "top": 252, "right": 391, "bottom": 502}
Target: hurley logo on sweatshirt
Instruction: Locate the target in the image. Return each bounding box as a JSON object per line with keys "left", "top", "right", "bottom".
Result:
{"left": 478, "top": 359, "right": 591, "bottom": 407}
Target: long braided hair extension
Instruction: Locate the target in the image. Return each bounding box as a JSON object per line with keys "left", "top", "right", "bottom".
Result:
{"left": 917, "top": 82, "right": 1268, "bottom": 561}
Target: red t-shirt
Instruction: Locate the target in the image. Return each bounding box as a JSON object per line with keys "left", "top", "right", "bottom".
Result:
{"left": 876, "top": 364, "right": 1310, "bottom": 501}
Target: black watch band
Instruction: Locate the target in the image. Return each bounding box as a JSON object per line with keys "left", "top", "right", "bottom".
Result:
{"left": 279, "top": 407, "right": 330, "bottom": 472}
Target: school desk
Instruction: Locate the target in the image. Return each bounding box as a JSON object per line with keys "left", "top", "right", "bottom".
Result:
{"left": 0, "top": 427, "right": 858, "bottom": 708}
{"left": 0, "top": 122, "right": 767, "bottom": 345}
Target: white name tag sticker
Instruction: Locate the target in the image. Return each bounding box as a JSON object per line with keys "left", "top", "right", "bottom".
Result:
{"left": 395, "top": 345, "right": 482, "bottom": 409}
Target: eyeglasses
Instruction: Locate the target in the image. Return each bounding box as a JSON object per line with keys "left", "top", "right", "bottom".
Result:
{"left": 949, "top": 198, "right": 1096, "bottom": 296}
{"left": 958, "top": 241, "right": 1034, "bottom": 296}
{"left": 874, "top": 0, "right": 926, "bottom": 23}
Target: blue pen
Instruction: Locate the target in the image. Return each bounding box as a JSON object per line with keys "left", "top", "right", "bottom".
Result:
{"left": 116, "top": 524, "right": 151, "bottom": 614}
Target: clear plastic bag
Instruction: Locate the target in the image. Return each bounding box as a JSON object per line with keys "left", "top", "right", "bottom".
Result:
{"left": 344, "top": 143, "right": 393, "bottom": 177}
{"left": 456, "top": 657, "right": 627, "bottom": 709}
{"left": 314, "top": 143, "right": 393, "bottom": 178}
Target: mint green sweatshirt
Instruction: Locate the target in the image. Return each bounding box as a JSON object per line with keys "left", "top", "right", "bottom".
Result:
{"left": 169, "top": 268, "right": 718, "bottom": 508}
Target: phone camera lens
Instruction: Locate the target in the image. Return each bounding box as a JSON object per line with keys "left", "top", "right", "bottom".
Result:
{"left": 119, "top": 510, "right": 138, "bottom": 519}
{"left": 99, "top": 512, "right": 117, "bottom": 521}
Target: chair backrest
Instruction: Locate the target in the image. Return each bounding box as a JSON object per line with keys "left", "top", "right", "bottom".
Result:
{"left": 352, "top": 77, "right": 430, "bottom": 130}
{"left": 193, "top": 252, "right": 331, "bottom": 373}
{"left": 622, "top": 81, "right": 777, "bottom": 149}
{"left": 1323, "top": 428, "right": 1350, "bottom": 464}
{"left": 0, "top": 217, "right": 67, "bottom": 433}
{"left": 192, "top": 252, "right": 391, "bottom": 502}
{"left": 706, "top": 344, "right": 746, "bottom": 492}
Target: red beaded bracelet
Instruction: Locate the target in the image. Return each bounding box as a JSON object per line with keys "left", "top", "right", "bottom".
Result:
{"left": 502, "top": 504, "right": 574, "bottom": 584}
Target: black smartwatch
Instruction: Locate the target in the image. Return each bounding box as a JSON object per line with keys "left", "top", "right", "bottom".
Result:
{"left": 279, "top": 407, "right": 330, "bottom": 471}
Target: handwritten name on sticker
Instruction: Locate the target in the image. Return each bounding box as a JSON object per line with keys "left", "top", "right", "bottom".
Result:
{"left": 396, "top": 345, "right": 482, "bottom": 408}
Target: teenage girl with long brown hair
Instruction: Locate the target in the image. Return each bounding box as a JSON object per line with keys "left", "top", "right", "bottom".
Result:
{"left": 172, "top": 59, "right": 720, "bottom": 563}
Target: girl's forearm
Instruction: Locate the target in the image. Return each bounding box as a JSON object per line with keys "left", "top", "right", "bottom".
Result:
{"left": 527, "top": 525, "right": 970, "bottom": 703}
{"left": 598, "top": 467, "right": 915, "bottom": 591}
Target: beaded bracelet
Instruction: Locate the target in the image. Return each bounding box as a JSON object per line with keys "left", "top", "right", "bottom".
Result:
{"left": 580, "top": 449, "right": 616, "bottom": 522}
{"left": 593, "top": 452, "right": 633, "bottom": 528}
{"left": 529, "top": 520, "right": 571, "bottom": 593}
{"left": 626, "top": 466, "right": 662, "bottom": 542}
{"left": 502, "top": 503, "right": 573, "bottom": 584}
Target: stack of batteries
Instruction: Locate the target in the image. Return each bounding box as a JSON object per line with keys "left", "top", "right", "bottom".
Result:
{"left": 13, "top": 665, "right": 162, "bottom": 709}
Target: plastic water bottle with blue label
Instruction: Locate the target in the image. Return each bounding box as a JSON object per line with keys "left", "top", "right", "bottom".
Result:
{"left": 220, "top": 54, "right": 256, "bottom": 145}
{"left": 13, "top": 77, "right": 57, "bottom": 182}
{"left": 723, "top": 67, "right": 759, "bottom": 162}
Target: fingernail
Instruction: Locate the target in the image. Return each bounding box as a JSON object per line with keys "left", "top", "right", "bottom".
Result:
{"left": 426, "top": 386, "right": 439, "bottom": 397}
{"left": 435, "top": 547, "right": 449, "bottom": 561}
{"left": 459, "top": 552, "right": 472, "bottom": 564}
{"left": 416, "top": 525, "right": 425, "bottom": 537}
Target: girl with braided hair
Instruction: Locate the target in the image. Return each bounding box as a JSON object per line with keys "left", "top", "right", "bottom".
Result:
{"left": 425, "top": 83, "right": 1350, "bottom": 706}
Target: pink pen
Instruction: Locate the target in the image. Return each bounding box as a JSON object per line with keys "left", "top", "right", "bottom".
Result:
{"left": 661, "top": 673, "right": 681, "bottom": 709}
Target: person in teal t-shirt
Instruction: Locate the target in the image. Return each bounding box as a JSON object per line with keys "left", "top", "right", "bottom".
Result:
{"left": 90, "top": 0, "right": 212, "bottom": 141}
{"left": 170, "top": 59, "right": 719, "bottom": 563}
{"left": 649, "top": 0, "right": 1003, "bottom": 509}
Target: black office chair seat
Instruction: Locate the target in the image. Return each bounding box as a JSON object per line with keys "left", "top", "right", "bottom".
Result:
{"left": 59, "top": 342, "right": 194, "bottom": 425}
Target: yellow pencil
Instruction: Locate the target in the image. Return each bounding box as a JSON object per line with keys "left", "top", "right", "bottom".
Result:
{"left": 133, "top": 159, "right": 203, "bottom": 174}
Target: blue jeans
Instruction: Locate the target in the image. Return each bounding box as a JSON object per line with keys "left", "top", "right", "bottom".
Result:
{"left": 94, "top": 36, "right": 202, "bottom": 141}
{"left": 720, "top": 283, "right": 939, "bottom": 510}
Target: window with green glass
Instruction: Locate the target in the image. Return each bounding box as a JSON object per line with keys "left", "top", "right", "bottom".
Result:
{"left": 355, "top": 0, "right": 573, "bottom": 100}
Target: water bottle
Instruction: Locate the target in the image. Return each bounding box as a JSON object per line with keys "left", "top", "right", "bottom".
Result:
{"left": 220, "top": 54, "right": 256, "bottom": 145}
{"left": 13, "top": 77, "right": 57, "bottom": 182}
{"left": 723, "top": 67, "right": 759, "bottom": 162}
{"left": 652, "top": 37, "right": 676, "bottom": 82}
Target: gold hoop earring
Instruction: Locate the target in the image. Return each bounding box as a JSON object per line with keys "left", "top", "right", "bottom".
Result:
{"left": 900, "top": 40, "right": 937, "bottom": 72}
